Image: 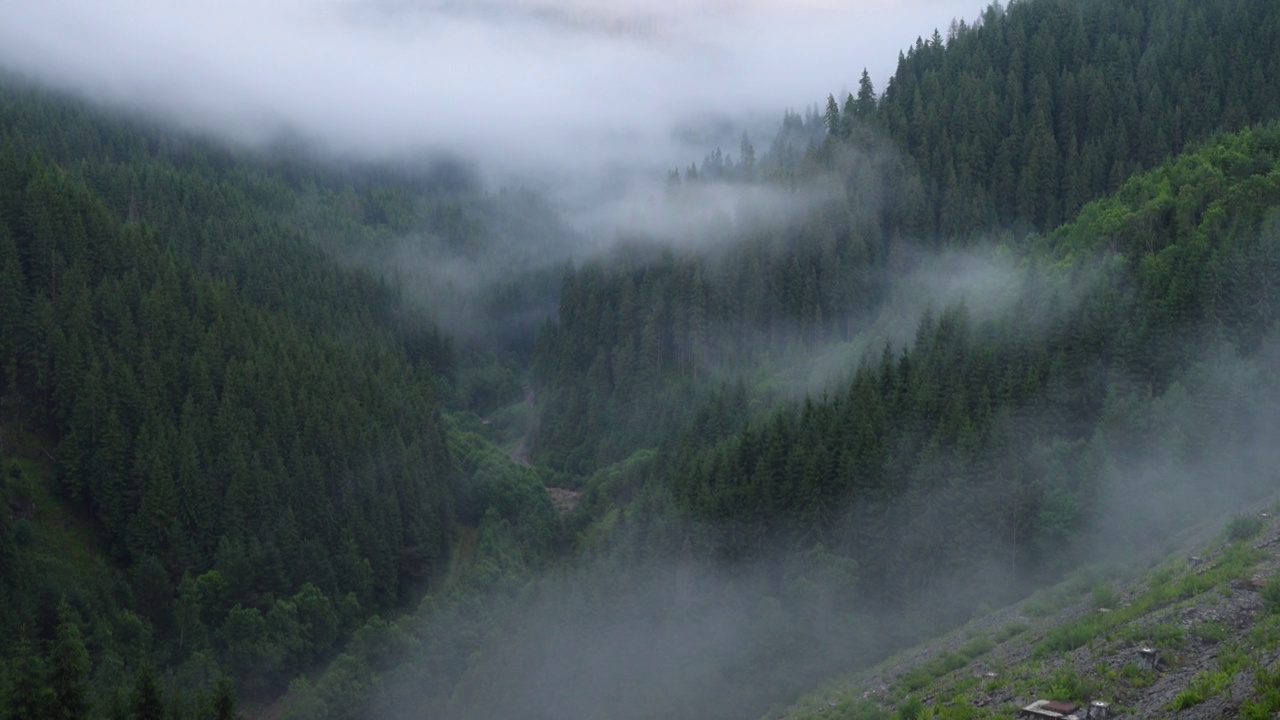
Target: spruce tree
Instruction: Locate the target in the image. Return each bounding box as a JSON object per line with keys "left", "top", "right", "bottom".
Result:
{"left": 47, "top": 602, "right": 92, "bottom": 720}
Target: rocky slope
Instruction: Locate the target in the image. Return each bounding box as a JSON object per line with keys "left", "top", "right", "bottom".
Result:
{"left": 769, "top": 501, "right": 1280, "bottom": 720}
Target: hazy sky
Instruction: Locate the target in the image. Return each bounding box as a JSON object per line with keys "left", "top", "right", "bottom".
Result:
{"left": 1, "top": 0, "right": 979, "bottom": 186}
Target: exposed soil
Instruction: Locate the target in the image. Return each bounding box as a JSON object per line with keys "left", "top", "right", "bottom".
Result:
{"left": 546, "top": 486, "right": 584, "bottom": 515}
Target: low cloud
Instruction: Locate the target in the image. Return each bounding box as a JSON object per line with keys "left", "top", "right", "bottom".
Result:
{"left": 0, "top": 0, "right": 978, "bottom": 201}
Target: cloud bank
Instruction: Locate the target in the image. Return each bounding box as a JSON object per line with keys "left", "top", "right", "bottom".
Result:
{"left": 0, "top": 0, "right": 978, "bottom": 191}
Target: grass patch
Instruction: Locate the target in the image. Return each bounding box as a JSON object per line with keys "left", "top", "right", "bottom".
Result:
{"left": 1141, "top": 621, "right": 1188, "bottom": 650}
{"left": 1120, "top": 662, "right": 1157, "bottom": 688}
{"left": 995, "top": 622, "right": 1027, "bottom": 642}
{"left": 1044, "top": 667, "right": 1094, "bottom": 704}
{"left": 896, "top": 651, "right": 971, "bottom": 694}
{"left": 1035, "top": 542, "right": 1263, "bottom": 659}
{"left": 1169, "top": 670, "right": 1232, "bottom": 710}
{"left": 934, "top": 698, "right": 976, "bottom": 720}
{"left": 1262, "top": 576, "right": 1280, "bottom": 615}
{"left": 1023, "top": 597, "right": 1055, "bottom": 618}
{"left": 9, "top": 457, "right": 105, "bottom": 574}
{"left": 898, "top": 667, "right": 932, "bottom": 693}
{"left": 1190, "top": 620, "right": 1228, "bottom": 643}
{"left": 1249, "top": 613, "right": 1280, "bottom": 647}
{"left": 959, "top": 636, "right": 994, "bottom": 659}
{"left": 895, "top": 696, "right": 924, "bottom": 720}
{"left": 1242, "top": 665, "right": 1280, "bottom": 720}
{"left": 1035, "top": 619, "right": 1103, "bottom": 656}
{"left": 1217, "top": 647, "right": 1250, "bottom": 675}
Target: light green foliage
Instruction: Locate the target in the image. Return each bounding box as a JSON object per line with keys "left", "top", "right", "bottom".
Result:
{"left": 1119, "top": 663, "right": 1156, "bottom": 689}
{"left": 1216, "top": 647, "right": 1250, "bottom": 676}
{"left": 1045, "top": 667, "right": 1093, "bottom": 704}
{"left": 1190, "top": 620, "right": 1228, "bottom": 643}
{"left": 934, "top": 699, "right": 976, "bottom": 720}
{"left": 1140, "top": 622, "right": 1187, "bottom": 650}
{"left": 1023, "top": 596, "right": 1058, "bottom": 619}
{"left": 1242, "top": 665, "right": 1280, "bottom": 720}
{"left": 1169, "top": 670, "right": 1231, "bottom": 710}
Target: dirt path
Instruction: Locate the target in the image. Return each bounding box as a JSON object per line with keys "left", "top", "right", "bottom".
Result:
{"left": 445, "top": 525, "right": 479, "bottom": 586}
{"left": 502, "top": 387, "right": 581, "bottom": 514}
{"left": 507, "top": 385, "right": 536, "bottom": 467}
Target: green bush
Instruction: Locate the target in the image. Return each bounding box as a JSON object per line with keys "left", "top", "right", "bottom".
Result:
{"left": 1170, "top": 687, "right": 1204, "bottom": 710}
{"left": 1046, "top": 667, "right": 1092, "bottom": 702}
{"left": 1262, "top": 577, "right": 1280, "bottom": 615}
{"left": 959, "top": 637, "right": 994, "bottom": 659}
{"left": 995, "top": 623, "right": 1027, "bottom": 641}
{"left": 1191, "top": 621, "right": 1228, "bottom": 643}
{"left": 1024, "top": 597, "right": 1056, "bottom": 618}
{"left": 1036, "top": 618, "right": 1103, "bottom": 656}
{"left": 934, "top": 652, "right": 969, "bottom": 675}
{"left": 1242, "top": 665, "right": 1280, "bottom": 720}
{"left": 1226, "top": 513, "right": 1265, "bottom": 542}
{"left": 896, "top": 696, "right": 924, "bottom": 720}
{"left": 1145, "top": 622, "right": 1188, "bottom": 649}
{"left": 1091, "top": 582, "right": 1119, "bottom": 609}
{"left": 899, "top": 668, "right": 932, "bottom": 692}
{"left": 1171, "top": 670, "right": 1232, "bottom": 710}
{"left": 1120, "top": 662, "right": 1157, "bottom": 688}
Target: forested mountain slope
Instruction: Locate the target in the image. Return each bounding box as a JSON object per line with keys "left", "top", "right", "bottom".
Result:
{"left": 295, "top": 103, "right": 1280, "bottom": 720}
{"left": 872, "top": 0, "right": 1280, "bottom": 235}
{"left": 0, "top": 78, "right": 561, "bottom": 716}
{"left": 531, "top": 0, "right": 1280, "bottom": 478}
{"left": 4, "top": 0, "right": 1280, "bottom": 718}
{"left": 667, "top": 123, "right": 1280, "bottom": 611}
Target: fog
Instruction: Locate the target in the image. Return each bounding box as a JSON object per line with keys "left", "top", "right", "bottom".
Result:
{"left": 0, "top": 0, "right": 977, "bottom": 211}
{"left": 365, "top": 302, "right": 1280, "bottom": 720}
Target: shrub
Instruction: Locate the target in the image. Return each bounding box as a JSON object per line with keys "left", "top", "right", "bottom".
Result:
{"left": 1024, "top": 597, "right": 1055, "bottom": 618}
{"left": 1262, "top": 577, "right": 1280, "bottom": 615}
{"left": 1036, "top": 618, "right": 1102, "bottom": 656}
{"left": 1191, "top": 621, "right": 1228, "bottom": 643}
{"left": 995, "top": 622, "right": 1027, "bottom": 641}
{"left": 1119, "top": 662, "right": 1156, "bottom": 688}
{"left": 1170, "top": 670, "right": 1232, "bottom": 710}
{"left": 1145, "top": 622, "right": 1188, "bottom": 649}
{"left": 1092, "top": 582, "right": 1119, "bottom": 609}
{"left": 1226, "top": 513, "right": 1264, "bottom": 542}
{"left": 1046, "top": 667, "right": 1092, "bottom": 702}
{"left": 1170, "top": 687, "right": 1204, "bottom": 710}
{"left": 896, "top": 696, "right": 924, "bottom": 720}
{"left": 959, "top": 636, "right": 994, "bottom": 659}
{"left": 899, "top": 668, "right": 932, "bottom": 692}
{"left": 1241, "top": 665, "right": 1280, "bottom": 720}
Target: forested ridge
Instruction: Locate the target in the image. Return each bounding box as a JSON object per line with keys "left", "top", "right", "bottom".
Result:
{"left": 0, "top": 79, "right": 560, "bottom": 717}
{"left": 4, "top": 0, "right": 1280, "bottom": 718}
{"left": 533, "top": 0, "right": 1280, "bottom": 477}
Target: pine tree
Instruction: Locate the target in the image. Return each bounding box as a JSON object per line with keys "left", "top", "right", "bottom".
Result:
{"left": 854, "top": 69, "right": 877, "bottom": 121}
{"left": 128, "top": 664, "right": 164, "bottom": 720}
{"left": 2, "top": 633, "right": 53, "bottom": 720}
{"left": 206, "top": 676, "right": 239, "bottom": 720}
{"left": 47, "top": 602, "right": 92, "bottom": 720}
{"left": 823, "top": 94, "right": 841, "bottom": 137}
